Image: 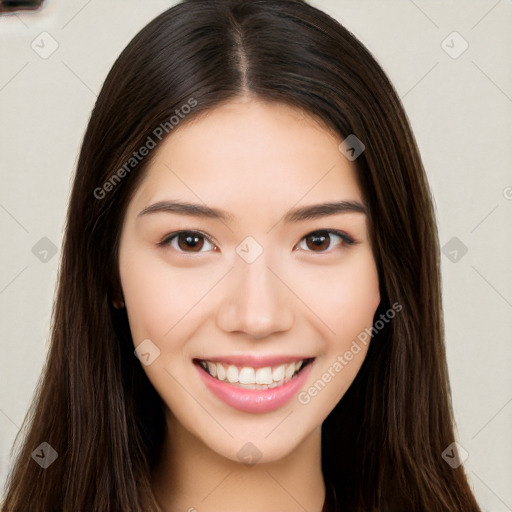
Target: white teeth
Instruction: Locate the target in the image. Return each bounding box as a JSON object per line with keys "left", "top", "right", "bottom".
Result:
{"left": 239, "top": 367, "right": 256, "bottom": 384}
{"left": 207, "top": 361, "right": 217, "bottom": 377}
{"left": 272, "top": 364, "right": 285, "bottom": 382}
{"left": 226, "top": 365, "right": 239, "bottom": 383}
{"left": 201, "top": 359, "right": 307, "bottom": 387}
{"left": 285, "top": 362, "right": 296, "bottom": 379}
{"left": 255, "top": 366, "right": 273, "bottom": 385}
{"left": 216, "top": 363, "right": 226, "bottom": 381}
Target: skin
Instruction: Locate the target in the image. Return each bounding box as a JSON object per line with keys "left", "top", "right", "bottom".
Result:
{"left": 117, "top": 97, "right": 380, "bottom": 512}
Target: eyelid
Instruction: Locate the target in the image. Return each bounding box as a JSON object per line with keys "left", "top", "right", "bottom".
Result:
{"left": 295, "top": 229, "right": 355, "bottom": 252}
{"left": 158, "top": 228, "right": 356, "bottom": 254}
{"left": 158, "top": 230, "right": 218, "bottom": 252}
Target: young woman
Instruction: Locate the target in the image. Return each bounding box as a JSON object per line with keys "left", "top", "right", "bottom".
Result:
{"left": 2, "top": 1, "right": 481, "bottom": 510}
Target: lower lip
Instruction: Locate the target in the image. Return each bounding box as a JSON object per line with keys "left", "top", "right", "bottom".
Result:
{"left": 196, "top": 362, "right": 313, "bottom": 414}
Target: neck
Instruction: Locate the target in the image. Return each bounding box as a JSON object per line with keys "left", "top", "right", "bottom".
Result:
{"left": 151, "top": 413, "right": 326, "bottom": 512}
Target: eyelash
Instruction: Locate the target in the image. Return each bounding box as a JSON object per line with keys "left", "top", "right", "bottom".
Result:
{"left": 157, "top": 229, "right": 356, "bottom": 254}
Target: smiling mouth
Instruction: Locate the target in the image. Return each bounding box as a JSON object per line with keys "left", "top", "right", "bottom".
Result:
{"left": 194, "top": 358, "right": 314, "bottom": 390}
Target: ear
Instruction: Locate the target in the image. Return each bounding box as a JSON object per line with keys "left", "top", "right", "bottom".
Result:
{"left": 111, "top": 297, "right": 125, "bottom": 309}
{"left": 108, "top": 271, "right": 125, "bottom": 309}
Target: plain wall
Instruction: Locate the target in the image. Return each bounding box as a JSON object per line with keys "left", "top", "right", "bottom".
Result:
{"left": 1, "top": 1, "right": 511, "bottom": 509}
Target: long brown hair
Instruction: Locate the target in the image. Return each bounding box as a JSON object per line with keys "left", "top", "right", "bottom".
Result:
{"left": 2, "top": 1, "right": 480, "bottom": 510}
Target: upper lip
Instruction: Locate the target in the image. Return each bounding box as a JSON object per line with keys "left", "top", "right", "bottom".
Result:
{"left": 194, "top": 354, "right": 314, "bottom": 368}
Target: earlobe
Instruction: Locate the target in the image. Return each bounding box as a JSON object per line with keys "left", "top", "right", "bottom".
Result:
{"left": 109, "top": 287, "right": 125, "bottom": 309}
{"left": 112, "top": 298, "right": 125, "bottom": 309}
{"left": 109, "top": 275, "right": 125, "bottom": 309}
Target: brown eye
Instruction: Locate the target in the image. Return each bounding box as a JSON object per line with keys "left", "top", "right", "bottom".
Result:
{"left": 162, "top": 231, "right": 215, "bottom": 253}
{"left": 177, "top": 233, "right": 204, "bottom": 251}
{"left": 298, "top": 230, "right": 354, "bottom": 253}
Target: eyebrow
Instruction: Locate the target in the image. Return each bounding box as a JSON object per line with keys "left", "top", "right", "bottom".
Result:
{"left": 137, "top": 199, "right": 367, "bottom": 223}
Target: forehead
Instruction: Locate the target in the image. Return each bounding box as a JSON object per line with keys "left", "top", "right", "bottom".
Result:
{"left": 127, "top": 99, "right": 363, "bottom": 218}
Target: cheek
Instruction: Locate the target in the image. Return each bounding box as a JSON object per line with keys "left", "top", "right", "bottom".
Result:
{"left": 338, "top": 253, "right": 380, "bottom": 332}
{"left": 118, "top": 249, "right": 213, "bottom": 404}
{"left": 294, "top": 251, "right": 380, "bottom": 415}
{"left": 119, "top": 248, "right": 208, "bottom": 346}
{"left": 120, "top": 255, "right": 169, "bottom": 343}
{"left": 300, "top": 249, "right": 380, "bottom": 346}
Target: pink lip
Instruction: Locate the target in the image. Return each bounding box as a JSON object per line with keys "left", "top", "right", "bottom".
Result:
{"left": 196, "top": 354, "right": 312, "bottom": 368}
{"left": 196, "top": 361, "right": 313, "bottom": 414}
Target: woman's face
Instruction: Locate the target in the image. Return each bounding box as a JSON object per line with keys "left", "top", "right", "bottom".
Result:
{"left": 118, "top": 98, "right": 380, "bottom": 463}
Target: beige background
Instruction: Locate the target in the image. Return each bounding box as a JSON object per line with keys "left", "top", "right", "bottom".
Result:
{"left": 1, "top": 1, "right": 511, "bottom": 509}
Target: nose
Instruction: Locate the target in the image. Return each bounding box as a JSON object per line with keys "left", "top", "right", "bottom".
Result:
{"left": 216, "top": 253, "right": 295, "bottom": 339}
